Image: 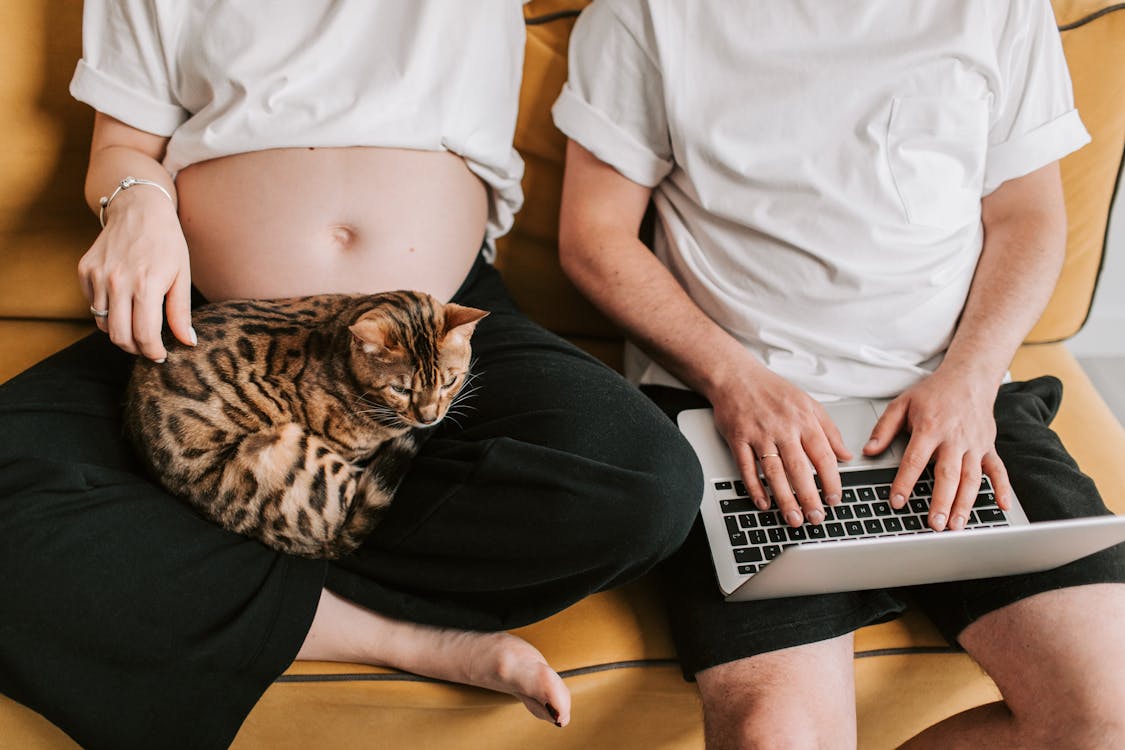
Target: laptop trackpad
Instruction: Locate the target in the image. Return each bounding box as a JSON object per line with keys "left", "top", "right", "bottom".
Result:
{"left": 823, "top": 399, "right": 904, "bottom": 466}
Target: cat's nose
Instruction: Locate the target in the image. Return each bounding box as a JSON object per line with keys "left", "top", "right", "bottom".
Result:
{"left": 416, "top": 404, "right": 441, "bottom": 426}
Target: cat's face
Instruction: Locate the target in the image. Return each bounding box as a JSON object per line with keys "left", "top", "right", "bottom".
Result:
{"left": 348, "top": 295, "right": 487, "bottom": 429}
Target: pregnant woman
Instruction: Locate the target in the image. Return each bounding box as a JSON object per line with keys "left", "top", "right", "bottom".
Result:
{"left": 0, "top": 3, "right": 700, "bottom": 748}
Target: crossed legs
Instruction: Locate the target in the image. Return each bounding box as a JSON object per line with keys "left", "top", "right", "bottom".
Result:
{"left": 695, "top": 583, "right": 1125, "bottom": 750}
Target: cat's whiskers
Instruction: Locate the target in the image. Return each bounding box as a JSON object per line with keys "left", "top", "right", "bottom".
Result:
{"left": 450, "top": 374, "right": 483, "bottom": 413}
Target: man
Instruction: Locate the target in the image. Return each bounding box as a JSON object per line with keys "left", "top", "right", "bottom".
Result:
{"left": 553, "top": 1, "right": 1125, "bottom": 747}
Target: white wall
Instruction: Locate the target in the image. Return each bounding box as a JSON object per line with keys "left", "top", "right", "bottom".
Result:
{"left": 1067, "top": 175, "right": 1125, "bottom": 357}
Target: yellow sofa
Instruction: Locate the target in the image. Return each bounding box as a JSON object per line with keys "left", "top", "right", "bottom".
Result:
{"left": 1, "top": 2, "right": 1122, "bottom": 748}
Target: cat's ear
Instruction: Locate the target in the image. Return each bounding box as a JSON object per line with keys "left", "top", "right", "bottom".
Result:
{"left": 349, "top": 317, "right": 400, "bottom": 357}
{"left": 442, "top": 304, "right": 489, "bottom": 344}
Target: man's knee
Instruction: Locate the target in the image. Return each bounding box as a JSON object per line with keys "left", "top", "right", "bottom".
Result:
{"left": 696, "top": 640, "right": 858, "bottom": 750}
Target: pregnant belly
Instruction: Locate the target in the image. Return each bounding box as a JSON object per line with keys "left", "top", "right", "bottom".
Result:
{"left": 176, "top": 146, "right": 489, "bottom": 302}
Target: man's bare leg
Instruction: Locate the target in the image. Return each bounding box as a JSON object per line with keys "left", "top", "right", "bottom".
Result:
{"left": 296, "top": 588, "right": 570, "bottom": 727}
{"left": 901, "top": 583, "right": 1125, "bottom": 749}
{"left": 695, "top": 633, "right": 858, "bottom": 750}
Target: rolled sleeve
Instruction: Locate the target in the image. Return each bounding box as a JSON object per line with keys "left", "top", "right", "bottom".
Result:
{"left": 69, "top": 0, "right": 188, "bottom": 137}
{"left": 551, "top": 0, "right": 673, "bottom": 188}
{"left": 552, "top": 85, "right": 672, "bottom": 188}
{"left": 70, "top": 59, "right": 187, "bottom": 137}
{"left": 984, "top": 108, "right": 1089, "bottom": 194}
{"left": 984, "top": 0, "right": 1088, "bottom": 193}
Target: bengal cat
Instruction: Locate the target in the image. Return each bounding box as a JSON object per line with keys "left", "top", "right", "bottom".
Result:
{"left": 124, "top": 291, "right": 487, "bottom": 559}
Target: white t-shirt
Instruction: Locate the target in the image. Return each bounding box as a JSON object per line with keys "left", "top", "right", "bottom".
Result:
{"left": 70, "top": 0, "right": 529, "bottom": 248}
{"left": 553, "top": 0, "right": 1089, "bottom": 399}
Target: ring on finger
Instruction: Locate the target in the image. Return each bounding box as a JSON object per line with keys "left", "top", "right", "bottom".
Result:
{"left": 758, "top": 452, "right": 781, "bottom": 460}
{"left": 89, "top": 305, "right": 109, "bottom": 319}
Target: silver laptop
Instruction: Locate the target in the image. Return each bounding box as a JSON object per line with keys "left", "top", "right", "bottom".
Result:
{"left": 677, "top": 398, "right": 1125, "bottom": 601}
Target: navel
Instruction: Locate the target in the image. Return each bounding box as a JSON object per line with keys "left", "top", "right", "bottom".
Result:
{"left": 329, "top": 224, "right": 359, "bottom": 249}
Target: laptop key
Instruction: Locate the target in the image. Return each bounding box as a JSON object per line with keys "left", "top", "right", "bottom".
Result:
{"left": 725, "top": 516, "right": 740, "bottom": 535}
{"left": 974, "top": 492, "right": 997, "bottom": 508}
{"left": 909, "top": 498, "right": 929, "bottom": 514}
{"left": 854, "top": 504, "right": 874, "bottom": 519}
{"left": 734, "top": 480, "right": 748, "bottom": 496}
{"left": 883, "top": 517, "right": 904, "bottom": 533}
{"left": 977, "top": 508, "right": 1007, "bottom": 523}
{"left": 875, "top": 485, "right": 890, "bottom": 500}
{"left": 715, "top": 480, "right": 733, "bottom": 491}
{"left": 858, "top": 487, "right": 877, "bottom": 502}
{"left": 827, "top": 522, "right": 846, "bottom": 538}
{"left": 844, "top": 521, "right": 864, "bottom": 536}
{"left": 720, "top": 498, "right": 757, "bottom": 514}
{"left": 749, "top": 529, "right": 768, "bottom": 545}
{"left": 903, "top": 515, "right": 923, "bottom": 531}
{"left": 872, "top": 501, "right": 891, "bottom": 516}
{"left": 864, "top": 519, "right": 884, "bottom": 535}
{"left": 834, "top": 505, "right": 855, "bottom": 520}
{"left": 738, "top": 564, "right": 758, "bottom": 575}
{"left": 763, "top": 545, "right": 782, "bottom": 560}
{"left": 734, "top": 547, "right": 763, "bottom": 563}
{"left": 738, "top": 513, "right": 758, "bottom": 529}
{"left": 842, "top": 488, "right": 858, "bottom": 503}
{"left": 807, "top": 524, "right": 827, "bottom": 540}
{"left": 767, "top": 527, "right": 787, "bottom": 543}
{"left": 786, "top": 526, "right": 808, "bottom": 541}
{"left": 759, "top": 512, "right": 780, "bottom": 526}
{"left": 729, "top": 531, "right": 748, "bottom": 546}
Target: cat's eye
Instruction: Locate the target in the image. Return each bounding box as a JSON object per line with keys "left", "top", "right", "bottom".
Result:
{"left": 389, "top": 384, "right": 411, "bottom": 395}
{"left": 441, "top": 375, "right": 459, "bottom": 390}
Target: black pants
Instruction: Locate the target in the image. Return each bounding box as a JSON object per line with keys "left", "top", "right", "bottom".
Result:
{"left": 645, "top": 379, "right": 1125, "bottom": 678}
{"left": 0, "top": 258, "right": 701, "bottom": 750}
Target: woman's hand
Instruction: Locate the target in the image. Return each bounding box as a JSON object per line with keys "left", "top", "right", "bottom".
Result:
{"left": 78, "top": 187, "right": 195, "bottom": 361}
{"left": 706, "top": 357, "right": 852, "bottom": 528}
{"left": 865, "top": 368, "right": 1012, "bottom": 531}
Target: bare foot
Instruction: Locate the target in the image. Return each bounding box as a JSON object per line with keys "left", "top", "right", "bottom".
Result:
{"left": 297, "top": 588, "right": 571, "bottom": 726}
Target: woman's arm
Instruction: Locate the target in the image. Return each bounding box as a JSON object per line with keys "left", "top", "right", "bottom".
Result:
{"left": 78, "top": 112, "right": 194, "bottom": 361}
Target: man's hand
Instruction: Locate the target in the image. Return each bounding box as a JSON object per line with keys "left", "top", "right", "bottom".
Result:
{"left": 708, "top": 356, "right": 852, "bottom": 528}
{"left": 865, "top": 369, "right": 1012, "bottom": 531}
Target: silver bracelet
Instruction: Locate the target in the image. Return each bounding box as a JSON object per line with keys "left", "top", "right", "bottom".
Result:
{"left": 98, "top": 176, "right": 174, "bottom": 228}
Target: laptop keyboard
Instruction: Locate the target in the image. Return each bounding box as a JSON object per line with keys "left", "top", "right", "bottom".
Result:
{"left": 712, "top": 466, "right": 1010, "bottom": 576}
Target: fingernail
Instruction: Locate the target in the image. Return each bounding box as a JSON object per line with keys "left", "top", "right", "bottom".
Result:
{"left": 824, "top": 493, "right": 840, "bottom": 505}
{"left": 807, "top": 509, "right": 824, "bottom": 525}
{"left": 785, "top": 509, "right": 803, "bottom": 526}
{"left": 189, "top": 327, "right": 198, "bottom": 346}
{"left": 755, "top": 497, "right": 770, "bottom": 511}
{"left": 545, "top": 702, "right": 562, "bottom": 727}
{"left": 950, "top": 515, "right": 966, "bottom": 531}
{"left": 931, "top": 513, "right": 946, "bottom": 530}
{"left": 865, "top": 438, "right": 878, "bottom": 448}
{"left": 154, "top": 357, "right": 166, "bottom": 364}
{"left": 892, "top": 493, "right": 905, "bottom": 508}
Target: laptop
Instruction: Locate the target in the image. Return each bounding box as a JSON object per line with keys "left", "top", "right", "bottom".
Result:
{"left": 677, "top": 398, "right": 1125, "bottom": 601}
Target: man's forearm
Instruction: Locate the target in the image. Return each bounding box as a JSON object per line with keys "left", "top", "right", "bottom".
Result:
{"left": 560, "top": 227, "right": 754, "bottom": 398}
{"left": 941, "top": 163, "right": 1068, "bottom": 386}
{"left": 558, "top": 140, "right": 761, "bottom": 399}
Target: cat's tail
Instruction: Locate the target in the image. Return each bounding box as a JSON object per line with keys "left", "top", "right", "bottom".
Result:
{"left": 207, "top": 423, "right": 411, "bottom": 559}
